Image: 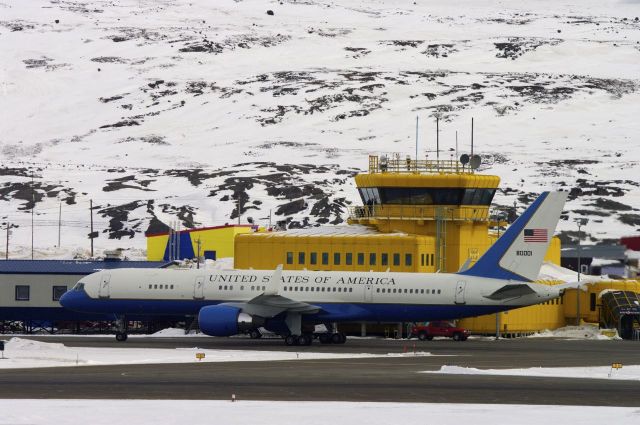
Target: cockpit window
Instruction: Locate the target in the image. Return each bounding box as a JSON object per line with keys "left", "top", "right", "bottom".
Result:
{"left": 73, "top": 283, "right": 85, "bottom": 291}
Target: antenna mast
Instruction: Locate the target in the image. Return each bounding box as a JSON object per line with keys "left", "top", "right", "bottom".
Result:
{"left": 415, "top": 115, "right": 419, "bottom": 162}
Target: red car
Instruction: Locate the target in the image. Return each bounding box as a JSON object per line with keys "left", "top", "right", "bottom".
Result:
{"left": 410, "top": 321, "right": 470, "bottom": 341}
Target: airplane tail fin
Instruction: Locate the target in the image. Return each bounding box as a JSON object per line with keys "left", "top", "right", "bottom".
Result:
{"left": 459, "top": 191, "right": 567, "bottom": 282}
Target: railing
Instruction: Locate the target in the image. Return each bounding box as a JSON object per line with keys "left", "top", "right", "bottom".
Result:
{"left": 348, "top": 205, "right": 491, "bottom": 222}
{"left": 368, "top": 155, "right": 474, "bottom": 174}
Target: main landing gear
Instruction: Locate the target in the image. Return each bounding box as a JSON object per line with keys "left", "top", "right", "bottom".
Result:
{"left": 284, "top": 332, "right": 347, "bottom": 346}
{"left": 114, "top": 316, "right": 128, "bottom": 342}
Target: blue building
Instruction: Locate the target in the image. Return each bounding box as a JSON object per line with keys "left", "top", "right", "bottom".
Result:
{"left": 0, "top": 259, "right": 169, "bottom": 333}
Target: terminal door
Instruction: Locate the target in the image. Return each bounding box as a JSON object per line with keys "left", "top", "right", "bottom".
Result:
{"left": 193, "top": 276, "right": 205, "bottom": 300}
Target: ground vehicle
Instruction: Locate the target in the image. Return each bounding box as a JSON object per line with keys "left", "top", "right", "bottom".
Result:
{"left": 410, "top": 321, "right": 470, "bottom": 341}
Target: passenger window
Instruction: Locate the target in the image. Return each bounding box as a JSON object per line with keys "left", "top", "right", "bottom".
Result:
{"left": 410, "top": 289, "right": 413, "bottom": 294}
{"left": 230, "top": 286, "right": 233, "bottom": 290}
{"left": 334, "top": 252, "right": 340, "bottom": 265}
{"left": 148, "top": 284, "right": 152, "bottom": 289}
{"left": 437, "top": 289, "right": 441, "bottom": 294}
{"left": 305, "top": 287, "right": 309, "bottom": 291}
{"left": 154, "top": 284, "right": 158, "bottom": 289}
{"left": 310, "top": 252, "right": 317, "bottom": 265}
{"left": 219, "top": 285, "right": 222, "bottom": 290}
{"left": 420, "top": 289, "right": 424, "bottom": 294}
{"left": 346, "top": 253, "right": 353, "bottom": 265}
{"left": 382, "top": 288, "right": 386, "bottom": 293}
{"left": 286, "top": 252, "right": 293, "bottom": 264}
{"left": 333, "top": 287, "right": 336, "bottom": 292}
{"left": 405, "top": 254, "right": 412, "bottom": 266}
{"left": 432, "top": 289, "right": 435, "bottom": 294}
{"left": 298, "top": 252, "right": 305, "bottom": 264}
{"left": 376, "top": 288, "right": 380, "bottom": 293}
{"left": 251, "top": 286, "right": 255, "bottom": 291}
{"left": 393, "top": 253, "right": 400, "bottom": 266}
{"left": 349, "top": 288, "right": 352, "bottom": 293}
{"left": 369, "top": 253, "right": 376, "bottom": 265}
{"left": 404, "top": 289, "right": 408, "bottom": 294}
{"left": 393, "top": 288, "right": 397, "bottom": 293}
{"left": 357, "top": 253, "right": 364, "bottom": 265}
{"left": 283, "top": 286, "right": 287, "bottom": 291}
{"left": 170, "top": 285, "right": 174, "bottom": 289}
{"left": 262, "top": 286, "right": 266, "bottom": 290}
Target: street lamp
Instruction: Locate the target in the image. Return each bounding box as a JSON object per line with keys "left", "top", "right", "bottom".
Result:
{"left": 575, "top": 218, "right": 589, "bottom": 326}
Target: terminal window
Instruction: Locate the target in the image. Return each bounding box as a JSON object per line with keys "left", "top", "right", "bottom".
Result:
{"left": 393, "top": 253, "right": 400, "bottom": 266}
{"left": 53, "top": 286, "right": 68, "bottom": 301}
{"left": 357, "top": 253, "right": 365, "bottom": 266}
{"left": 15, "top": 285, "right": 30, "bottom": 301}
{"left": 322, "top": 252, "right": 329, "bottom": 265}
{"left": 334, "top": 253, "right": 340, "bottom": 265}
{"left": 345, "top": 253, "right": 353, "bottom": 265}
{"left": 298, "top": 252, "right": 305, "bottom": 264}
{"left": 369, "top": 253, "right": 376, "bottom": 265}
{"left": 381, "top": 253, "right": 388, "bottom": 266}
{"left": 286, "top": 252, "right": 293, "bottom": 264}
{"left": 310, "top": 252, "right": 318, "bottom": 265}
{"left": 405, "top": 253, "right": 412, "bottom": 266}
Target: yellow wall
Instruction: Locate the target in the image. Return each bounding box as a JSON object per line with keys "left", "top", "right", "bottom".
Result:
{"left": 146, "top": 225, "right": 253, "bottom": 261}
{"left": 235, "top": 233, "right": 436, "bottom": 273}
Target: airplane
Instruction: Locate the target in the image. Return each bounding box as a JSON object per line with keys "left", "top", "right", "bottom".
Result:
{"left": 61, "top": 191, "right": 570, "bottom": 346}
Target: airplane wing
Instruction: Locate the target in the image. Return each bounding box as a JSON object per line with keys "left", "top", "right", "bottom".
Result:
{"left": 484, "top": 283, "right": 537, "bottom": 300}
{"left": 220, "top": 264, "right": 321, "bottom": 317}
{"left": 221, "top": 294, "right": 320, "bottom": 318}
{"left": 553, "top": 275, "right": 605, "bottom": 292}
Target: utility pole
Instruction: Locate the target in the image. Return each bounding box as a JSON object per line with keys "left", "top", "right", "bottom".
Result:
{"left": 575, "top": 219, "right": 588, "bottom": 326}
{"left": 471, "top": 117, "right": 474, "bottom": 158}
{"left": 57, "top": 202, "right": 61, "bottom": 248}
{"left": 237, "top": 197, "right": 241, "bottom": 225}
{"left": 196, "top": 238, "right": 201, "bottom": 269}
{"left": 5, "top": 222, "right": 9, "bottom": 260}
{"left": 90, "top": 199, "right": 94, "bottom": 258}
{"left": 31, "top": 174, "right": 34, "bottom": 260}
{"left": 269, "top": 209, "right": 272, "bottom": 230}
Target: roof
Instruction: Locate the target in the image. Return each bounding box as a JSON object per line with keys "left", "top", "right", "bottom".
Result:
{"left": 237, "top": 225, "right": 417, "bottom": 239}
{"left": 0, "top": 260, "right": 169, "bottom": 275}
{"left": 146, "top": 224, "right": 254, "bottom": 238}
{"left": 561, "top": 244, "right": 627, "bottom": 259}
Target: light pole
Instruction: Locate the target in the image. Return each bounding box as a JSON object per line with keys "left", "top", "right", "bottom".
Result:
{"left": 575, "top": 218, "right": 588, "bottom": 326}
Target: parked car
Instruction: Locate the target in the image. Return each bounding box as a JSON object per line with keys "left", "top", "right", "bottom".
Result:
{"left": 410, "top": 321, "right": 470, "bottom": 341}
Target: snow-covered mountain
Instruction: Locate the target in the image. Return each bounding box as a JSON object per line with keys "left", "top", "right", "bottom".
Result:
{"left": 1, "top": 0, "right": 639, "bottom": 258}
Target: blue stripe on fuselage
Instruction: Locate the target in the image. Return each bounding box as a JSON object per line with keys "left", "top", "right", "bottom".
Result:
{"left": 60, "top": 289, "right": 509, "bottom": 323}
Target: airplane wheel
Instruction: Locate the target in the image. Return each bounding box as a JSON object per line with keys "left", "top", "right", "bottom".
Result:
{"left": 298, "top": 334, "right": 312, "bottom": 346}
{"left": 115, "top": 332, "right": 128, "bottom": 342}
{"left": 249, "top": 329, "right": 262, "bottom": 339}
{"left": 319, "top": 334, "right": 331, "bottom": 344}
{"left": 331, "top": 333, "right": 346, "bottom": 344}
{"left": 285, "top": 335, "right": 298, "bottom": 346}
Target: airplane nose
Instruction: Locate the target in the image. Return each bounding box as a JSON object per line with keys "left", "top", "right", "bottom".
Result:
{"left": 59, "top": 290, "right": 72, "bottom": 308}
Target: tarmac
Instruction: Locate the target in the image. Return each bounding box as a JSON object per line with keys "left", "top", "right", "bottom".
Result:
{"left": 1, "top": 336, "right": 639, "bottom": 406}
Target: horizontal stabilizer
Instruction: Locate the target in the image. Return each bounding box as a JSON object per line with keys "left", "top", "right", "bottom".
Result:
{"left": 484, "top": 284, "right": 536, "bottom": 300}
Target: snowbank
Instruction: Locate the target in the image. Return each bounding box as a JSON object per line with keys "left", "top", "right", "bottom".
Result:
{"left": 424, "top": 364, "right": 640, "bottom": 381}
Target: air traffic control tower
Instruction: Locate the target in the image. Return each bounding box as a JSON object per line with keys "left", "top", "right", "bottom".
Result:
{"left": 235, "top": 155, "right": 560, "bottom": 273}
{"left": 349, "top": 155, "right": 503, "bottom": 273}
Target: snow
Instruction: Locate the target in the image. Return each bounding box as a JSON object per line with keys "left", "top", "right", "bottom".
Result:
{"left": 0, "top": 337, "right": 432, "bottom": 369}
{"left": 526, "top": 325, "right": 618, "bottom": 340}
{"left": 425, "top": 364, "right": 640, "bottom": 381}
{"left": 0, "top": 400, "right": 638, "bottom": 425}
{"left": 1, "top": 0, "right": 640, "bottom": 258}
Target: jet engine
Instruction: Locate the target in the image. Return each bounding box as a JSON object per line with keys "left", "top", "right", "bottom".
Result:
{"left": 198, "top": 305, "right": 265, "bottom": 337}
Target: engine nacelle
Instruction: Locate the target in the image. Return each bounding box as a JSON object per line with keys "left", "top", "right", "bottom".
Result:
{"left": 198, "top": 305, "right": 265, "bottom": 337}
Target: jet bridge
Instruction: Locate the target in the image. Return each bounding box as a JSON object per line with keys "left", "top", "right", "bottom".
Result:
{"left": 600, "top": 290, "right": 640, "bottom": 340}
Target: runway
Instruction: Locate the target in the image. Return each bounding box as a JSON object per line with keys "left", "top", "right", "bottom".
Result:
{"left": 1, "top": 337, "right": 639, "bottom": 406}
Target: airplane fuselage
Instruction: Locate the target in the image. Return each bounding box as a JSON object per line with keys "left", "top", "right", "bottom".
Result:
{"left": 62, "top": 267, "right": 561, "bottom": 323}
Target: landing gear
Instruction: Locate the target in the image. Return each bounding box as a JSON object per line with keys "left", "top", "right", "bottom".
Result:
{"left": 249, "top": 329, "right": 262, "bottom": 339}
{"left": 114, "top": 316, "right": 128, "bottom": 342}
{"left": 284, "top": 333, "right": 313, "bottom": 346}
{"left": 330, "top": 332, "right": 347, "bottom": 344}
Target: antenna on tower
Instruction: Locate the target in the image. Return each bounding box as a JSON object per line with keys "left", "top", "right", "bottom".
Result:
{"left": 415, "top": 115, "right": 419, "bottom": 162}
{"left": 471, "top": 117, "right": 474, "bottom": 158}
{"left": 436, "top": 117, "right": 440, "bottom": 161}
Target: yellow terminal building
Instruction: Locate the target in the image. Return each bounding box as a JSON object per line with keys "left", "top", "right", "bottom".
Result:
{"left": 148, "top": 155, "right": 640, "bottom": 337}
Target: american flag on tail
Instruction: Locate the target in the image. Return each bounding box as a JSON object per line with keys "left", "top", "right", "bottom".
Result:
{"left": 524, "top": 228, "right": 548, "bottom": 243}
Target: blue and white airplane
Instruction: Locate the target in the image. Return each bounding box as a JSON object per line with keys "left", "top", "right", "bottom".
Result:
{"left": 61, "top": 191, "right": 570, "bottom": 346}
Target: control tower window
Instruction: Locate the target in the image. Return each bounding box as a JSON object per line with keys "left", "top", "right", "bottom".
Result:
{"left": 378, "top": 187, "right": 496, "bottom": 206}
{"left": 358, "top": 188, "right": 381, "bottom": 205}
